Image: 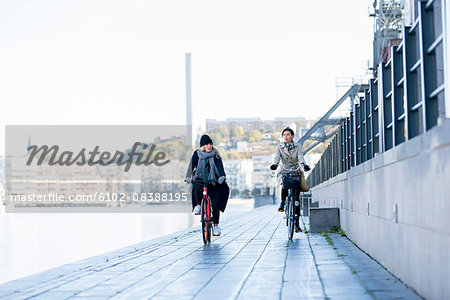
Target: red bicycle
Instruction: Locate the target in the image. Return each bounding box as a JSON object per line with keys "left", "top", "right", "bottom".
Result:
{"left": 192, "top": 178, "right": 215, "bottom": 244}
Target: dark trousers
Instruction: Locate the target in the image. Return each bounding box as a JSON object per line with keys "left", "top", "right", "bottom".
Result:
{"left": 281, "top": 188, "right": 300, "bottom": 223}
{"left": 192, "top": 184, "right": 220, "bottom": 224}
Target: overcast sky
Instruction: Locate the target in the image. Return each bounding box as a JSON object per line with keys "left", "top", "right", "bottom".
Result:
{"left": 0, "top": 0, "right": 374, "bottom": 149}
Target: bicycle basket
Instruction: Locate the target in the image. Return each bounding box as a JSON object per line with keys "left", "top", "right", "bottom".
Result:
{"left": 282, "top": 174, "right": 301, "bottom": 190}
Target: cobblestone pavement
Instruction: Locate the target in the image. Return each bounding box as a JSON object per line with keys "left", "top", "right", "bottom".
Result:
{"left": 0, "top": 206, "right": 423, "bottom": 299}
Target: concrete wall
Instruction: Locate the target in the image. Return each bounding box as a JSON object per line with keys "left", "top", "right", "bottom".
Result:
{"left": 311, "top": 119, "right": 450, "bottom": 300}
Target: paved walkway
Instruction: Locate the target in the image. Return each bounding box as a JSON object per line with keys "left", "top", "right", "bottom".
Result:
{"left": 0, "top": 206, "right": 422, "bottom": 299}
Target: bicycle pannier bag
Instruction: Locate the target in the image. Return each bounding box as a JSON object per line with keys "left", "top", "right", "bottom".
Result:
{"left": 299, "top": 170, "right": 309, "bottom": 192}
{"left": 282, "top": 174, "right": 302, "bottom": 190}
{"left": 283, "top": 151, "right": 310, "bottom": 192}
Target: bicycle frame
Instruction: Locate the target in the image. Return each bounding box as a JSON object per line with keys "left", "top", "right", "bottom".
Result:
{"left": 278, "top": 165, "right": 301, "bottom": 240}
{"left": 192, "top": 178, "right": 215, "bottom": 244}
{"left": 285, "top": 188, "right": 295, "bottom": 239}
{"left": 201, "top": 185, "right": 212, "bottom": 244}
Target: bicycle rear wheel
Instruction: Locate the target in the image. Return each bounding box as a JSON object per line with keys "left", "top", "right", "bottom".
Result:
{"left": 287, "top": 195, "right": 294, "bottom": 239}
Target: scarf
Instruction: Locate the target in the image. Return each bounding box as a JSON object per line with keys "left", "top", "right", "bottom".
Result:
{"left": 284, "top": 142, "right": 295, "bottom": 151}
{"left": 194, "top": 149, "right": 220, "bottom": 183}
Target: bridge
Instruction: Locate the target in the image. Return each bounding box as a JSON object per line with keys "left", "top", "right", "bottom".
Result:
{"left": 0, "top": 0, "right": 449, "bottom": 299}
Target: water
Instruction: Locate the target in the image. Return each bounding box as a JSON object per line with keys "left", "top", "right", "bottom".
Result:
{"left": 0, "top": 199, "right": 254, "bottom": 285}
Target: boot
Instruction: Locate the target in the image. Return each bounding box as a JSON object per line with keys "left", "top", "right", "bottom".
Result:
{"left": 278, "top": 200, "right": 285, "bottom": 212}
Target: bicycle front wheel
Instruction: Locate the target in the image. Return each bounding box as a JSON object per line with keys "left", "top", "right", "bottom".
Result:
{"left": 201, "top": 198, "right": 210, "bottom": 244}
{"left": 206, "top": 197, "right": 211, "bottom": 242}
{"left": 287, "top": 195, "right": 294, "bottom": 239}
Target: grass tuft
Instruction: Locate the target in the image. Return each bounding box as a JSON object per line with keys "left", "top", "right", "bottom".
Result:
{"left": 330, "top": 225, "right": 346, "bottom": 236}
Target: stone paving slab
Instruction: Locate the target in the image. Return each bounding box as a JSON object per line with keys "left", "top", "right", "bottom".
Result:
{"left": 0, "top": 206, "right": 423, "bottom": 299}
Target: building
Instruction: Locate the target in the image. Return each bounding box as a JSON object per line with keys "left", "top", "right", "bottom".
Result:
{"left": 251, "top": 154, "right": 275, "bottom": 196}
{"left": 223, "top": 159, "right": 253, "bottom": 195}
{"left": 206, "top": 117, "right": 307, "bottom": 132}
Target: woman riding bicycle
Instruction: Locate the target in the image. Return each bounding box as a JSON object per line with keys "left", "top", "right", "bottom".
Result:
{"left": 270, "top": 127, "right": 311, "bottom": 233}
{"left": 185, "top": 134, "right": 229, "bottom": 236}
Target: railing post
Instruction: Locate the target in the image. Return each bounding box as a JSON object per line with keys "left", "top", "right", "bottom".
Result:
{"left": 361, "top": 93, "right": 367, "bottom": 163}
{"left": 444, "top": 0, "right": 450, "bottom": 118}
{"left": 392, "top": 43, "right": 406, "bottom": 145}
{"left": 365, "top": 88, "right": 372, "bottom": 160}
{"left": 378, "top": 63, "right": 386, "bottom": 152}
{"left": 342, "top": 122, "right": 345, "bottom": 173}
{"left": 404, "top": 19, "right": 423, "bottom": 139}
{"left": 371, "top": 79, "right": 380, "bottom": 155}
{"left": 418, "top": 2, "right": 436, "bottom": 130}
{"left": 355, "top": 101, "right": 361, "bottom": 165}
{"left": 351, "top": 110, "right": 356, "bottom": 167}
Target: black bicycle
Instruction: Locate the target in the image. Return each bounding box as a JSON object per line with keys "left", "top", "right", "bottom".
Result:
{"left": 279, "top": 165, "right": 301, "bottom": 239}
{"left": 192, "top": 178, "right": 216, "bottom": 244}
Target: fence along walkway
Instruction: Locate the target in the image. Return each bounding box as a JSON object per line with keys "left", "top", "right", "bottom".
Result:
{"left": 308, "top": 0, "right": 446, "bottom": 188}
{"left": 0, "top": 206, "right": 421, "bottom": 299}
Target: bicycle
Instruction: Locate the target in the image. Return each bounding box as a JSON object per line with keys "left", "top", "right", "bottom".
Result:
{"left": 192, "top": 178, "right": 216, "bottom": 244}
{"left": 279, "top": 164, "right": 302, "bottom": 240}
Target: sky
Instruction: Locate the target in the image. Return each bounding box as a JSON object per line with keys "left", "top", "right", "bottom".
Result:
{"left": 0, "top": 0, "right": 374, "bottom": 150}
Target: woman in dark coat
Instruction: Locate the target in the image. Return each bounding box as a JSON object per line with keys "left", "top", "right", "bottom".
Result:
{"left": 185, "top": 134, "right": 229, "bottom": 236}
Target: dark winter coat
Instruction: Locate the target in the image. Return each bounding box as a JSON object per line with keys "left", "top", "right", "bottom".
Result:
{"left": 185, "top": 148, "right": 229, "bottom": 212}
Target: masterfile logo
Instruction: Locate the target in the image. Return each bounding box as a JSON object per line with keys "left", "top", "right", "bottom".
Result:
{"left": 4, "top": 125, "right": 192, "bottom": 213}
{"left": 26, "top": 142, "right": 170, "bottom": 172}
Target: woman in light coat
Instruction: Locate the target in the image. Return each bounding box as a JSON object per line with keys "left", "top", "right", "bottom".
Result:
{"left": 270, "top": 127, "right": 310, "bottom": 232}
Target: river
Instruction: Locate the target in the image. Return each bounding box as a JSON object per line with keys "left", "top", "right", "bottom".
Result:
{"left": 0, "top": 199, "right": 254, "bottom": 285}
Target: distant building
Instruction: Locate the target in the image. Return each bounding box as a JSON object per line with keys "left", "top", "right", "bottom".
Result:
{"left": 223, "top": 159, "right": 253, "bottom": 194}
{"left": 206, "top": 117, "right": 307, "bottom": 132}
{"left": 252, "top": 154, "right": 275, "bottom": 196}
{"left": 141, "top": 159, "right": 187, "bottom": 193}
{"left": 236, "top": 141, "right": 249, "bottom": 152}
{"left": 298, "top": 128, "right": 309, "bottom": 139}
{"left": 0, "top": 159, "right": 4, "bottom": 206}
{"left": 4, "top": 157, "right": 111, "bottom": 207}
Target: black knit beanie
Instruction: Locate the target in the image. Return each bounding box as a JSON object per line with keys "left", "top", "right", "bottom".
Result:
{"left": 199, "top": 134, "right": 213, "bottom": 147}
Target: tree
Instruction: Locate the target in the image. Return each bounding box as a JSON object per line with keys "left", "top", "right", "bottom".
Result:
{"left": 241, "top": 189, "right": 250, "bottom": 198}
{"left": 227, "top": 149, "right": 252, "bottom": 160}
{"left": 252, "top": 188, "right": 261, "bottom": 196}
{"left": 244, "top": 130, "right": 262, "bottom": 142}
{"left": 237, "top": 126, "right": 244, "bottom": 136}
{"left": 230, "top": 128, "right": 239, "bottom": 139}
{"left": 209, "top": 127, "right": 230, "bottom": 144}
{"left": 271, "top": 133, "right": 280, "bottom": 142}
{"left": 231, "top": 189, "right": 240, "bottom": 198}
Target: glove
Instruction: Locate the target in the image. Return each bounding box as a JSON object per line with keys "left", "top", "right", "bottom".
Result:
{"left": 270, "top": 164, "right": 278, "bottom": 171}
{"left": 304, "top": 164, "right": 311, "bottom": 172}
{"left": 218, "top": 176, "right": 226, "bottom": 184}
{"left": 184, "top": 178, "right": 191, "bottom": 184}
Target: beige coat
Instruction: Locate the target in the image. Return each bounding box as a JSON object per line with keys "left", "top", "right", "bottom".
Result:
{"left": 272, "top": 142, "right": 306, "bottom": 185}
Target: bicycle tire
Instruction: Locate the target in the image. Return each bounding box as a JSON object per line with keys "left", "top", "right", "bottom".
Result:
{"left": 206, "top": 196, "right": 212, "bottom": 243}
{"left": 201, "top": 197, "right": 209, "bottom": 244}
{"left": 285, "top": 198, "right": 288, "bottom": 226}
{"left": 287, "top": 195, "right": 294, "bottom": 239}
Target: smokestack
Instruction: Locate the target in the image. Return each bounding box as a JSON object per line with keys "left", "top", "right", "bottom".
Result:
{"left": 185, "top": 53, "right": 192, "bottom": 146}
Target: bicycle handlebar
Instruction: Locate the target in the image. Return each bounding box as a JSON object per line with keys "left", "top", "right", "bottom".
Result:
{"left": 191, "top": 178, "right": 217, "bottom": 185}
{"left": 278, "top": 164, "right": 301, "bottom": 172}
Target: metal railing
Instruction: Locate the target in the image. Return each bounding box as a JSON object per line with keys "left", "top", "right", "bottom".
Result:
{"left": 308, "top": 0, "right": 446, "bottom": 188}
